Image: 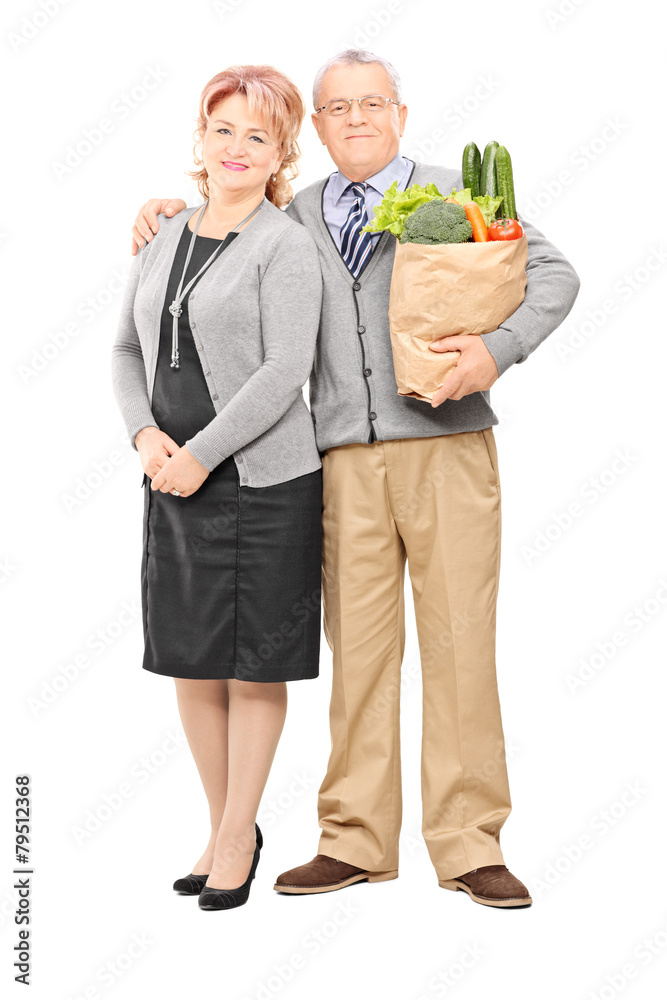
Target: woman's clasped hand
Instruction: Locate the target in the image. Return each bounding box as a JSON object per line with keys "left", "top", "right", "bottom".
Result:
{"left": 135, "top": 425, "right": 210, "bottom": 497}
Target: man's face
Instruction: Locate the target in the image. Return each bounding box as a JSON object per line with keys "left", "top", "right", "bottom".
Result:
{"left": 312, "top": 62, "right": 408, "bottom": 181}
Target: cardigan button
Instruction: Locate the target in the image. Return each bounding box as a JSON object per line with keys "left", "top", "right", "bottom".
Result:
{"left": 212, "top": 394, "right": 218, "bottom": 400}
{"left": 357, "top": 324, "right": 365, "bottom": 334}
{"left": 204, "top": 370, "right": 210, "bottom": 375}
{"left": 241, "top": 476, "right": 248, "bottom": 485}
{"left": 363, "top": 368, "right": 372, "bottom": 377}
{"left": 369, "top": 411, "right": 377, "bottom": 420}
{"left": 352, "top": 281, "right": 361, "bottom": 291}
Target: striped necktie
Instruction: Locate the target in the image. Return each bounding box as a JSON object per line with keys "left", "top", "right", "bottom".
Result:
{"left": 340, "top": 181, "right": 373, "bottom": 278}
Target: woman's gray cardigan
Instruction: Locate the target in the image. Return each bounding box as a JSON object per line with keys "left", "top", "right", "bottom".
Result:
{"left": 111, "top": 197, "right": 323, "bottom": 488}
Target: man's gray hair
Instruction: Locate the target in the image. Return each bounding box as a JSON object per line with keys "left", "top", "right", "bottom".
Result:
{"left": 312, "top": 49, "right": 403, "bottom": 109}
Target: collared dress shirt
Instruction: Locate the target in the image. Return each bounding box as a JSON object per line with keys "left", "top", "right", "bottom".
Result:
{"left": 321, "top": 151, "right": 414, "bottom": 249}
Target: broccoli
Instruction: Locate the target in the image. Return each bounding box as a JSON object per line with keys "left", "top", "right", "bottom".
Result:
{"left": 398, "top": 200, "right": 473, "bottom": 245}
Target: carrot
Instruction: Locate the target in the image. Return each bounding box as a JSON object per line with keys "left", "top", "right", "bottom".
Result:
{"left": 463, "top": 202, "right": 488, "bottom": 242}
{"left": 445, "top": 197, "right": 459, "bottom": 204}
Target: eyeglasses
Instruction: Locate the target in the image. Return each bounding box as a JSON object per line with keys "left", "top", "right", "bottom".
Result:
{"left": 315, "top": 95, "right": 400, "bottom": 116}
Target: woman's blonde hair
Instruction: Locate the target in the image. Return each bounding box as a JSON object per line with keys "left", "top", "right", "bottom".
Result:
{"left": 187, "top": 64, "right": 305, "bottom": 209}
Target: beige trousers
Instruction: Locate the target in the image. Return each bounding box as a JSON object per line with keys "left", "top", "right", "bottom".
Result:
{"left": 317, "top": 428, "right": 512, "bottom": 881}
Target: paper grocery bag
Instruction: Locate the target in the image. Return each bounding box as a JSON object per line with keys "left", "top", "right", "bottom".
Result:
{"left": 388, "top": 234, "right": 528, "bottom": 401}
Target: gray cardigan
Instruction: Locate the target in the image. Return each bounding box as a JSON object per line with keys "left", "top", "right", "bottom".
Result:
{"left": 286, "top": 159, "right": 581, "bottom": 452}
{"left": 111, "top": 197, "right": 323, "bottom": 488}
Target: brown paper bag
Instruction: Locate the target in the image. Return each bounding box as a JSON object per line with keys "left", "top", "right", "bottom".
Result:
{"left": 388, "top": 234, "right": 528, "bottom": 401}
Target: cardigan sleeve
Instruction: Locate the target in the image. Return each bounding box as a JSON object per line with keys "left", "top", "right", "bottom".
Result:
{"left": 184, "top": 224, "right": 322, "bottom": 471}
{"left": 110, "top": 242, "right": 159, "bottom": 450}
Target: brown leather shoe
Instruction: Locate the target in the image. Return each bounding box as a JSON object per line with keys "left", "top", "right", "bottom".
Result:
{"left": 274, "top": 854, "right": 398, "bottom": 894}
{"left": 439, "top": 865, "right": 532, "bottom": 908}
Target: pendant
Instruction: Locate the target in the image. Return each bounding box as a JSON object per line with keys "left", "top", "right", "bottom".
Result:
{"left": 169, "top": 301, "right": 182, "bottom": 318}
{"left": 170, "top": 350, "right": 180, "bottom": 369}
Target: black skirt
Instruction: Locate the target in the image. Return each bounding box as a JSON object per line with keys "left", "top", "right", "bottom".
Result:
{"left": 139, "top": 226, "right": 322, "bottom": 681}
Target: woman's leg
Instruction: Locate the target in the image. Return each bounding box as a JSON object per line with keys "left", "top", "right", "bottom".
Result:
{"left": 173, "top": 677, "right": 230, "bottom": 875}
{"left": 206, "top": 678, "right": 287, "bottom": 889}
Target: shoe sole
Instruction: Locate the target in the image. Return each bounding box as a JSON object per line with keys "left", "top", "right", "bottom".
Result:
{"left": 198, "top": 895, "right": 250, "bottom": 910}
{"left": 274, "top": 870, "right": 398, "bottom": 894}
{"left": 438, "top": 879, "right": 532, "bottom": 907}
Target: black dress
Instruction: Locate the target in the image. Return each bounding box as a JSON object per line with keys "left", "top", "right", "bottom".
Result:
{"left": 140, "top": 224, "right": 322, "bottom": 681}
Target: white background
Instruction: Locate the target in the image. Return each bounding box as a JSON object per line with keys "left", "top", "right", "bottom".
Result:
{"left": 2, "top": 0, "right": 666, "bottom": 998}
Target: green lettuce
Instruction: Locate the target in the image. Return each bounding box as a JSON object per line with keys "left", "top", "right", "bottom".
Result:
{"left": 448, "top": 188, "right": 504, "bottom": 224}
{"left": 447, "top": 187, "right": 472, "bottom": 206}
{"left": 362, "top": 180, "right": 444, "bottom": 237}
{"left": 471, "top": 194, "right": 504, "bottom": 226}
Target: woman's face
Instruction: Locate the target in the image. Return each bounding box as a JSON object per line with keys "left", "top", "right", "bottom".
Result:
{"left": 202, "top": 92, "right": 283, "bottom": 200}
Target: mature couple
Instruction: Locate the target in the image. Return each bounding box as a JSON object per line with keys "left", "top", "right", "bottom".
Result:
{"left": 112, "top": 48, "right": 580, "bottom": 911}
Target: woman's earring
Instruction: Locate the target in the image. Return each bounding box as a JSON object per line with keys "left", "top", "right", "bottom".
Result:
{"left": 272, "top": 174, "right": 276, "bottom": 182}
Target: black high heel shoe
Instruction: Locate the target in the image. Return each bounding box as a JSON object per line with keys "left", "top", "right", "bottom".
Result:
{"left": 173, "top": 872, "right": 209, "bottom": 895}
{"left": 198, "top": 823, "right": 263, "bottom": 911}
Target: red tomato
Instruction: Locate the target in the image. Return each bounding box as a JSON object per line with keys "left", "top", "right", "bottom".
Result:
{"left": 488, "top": 218, "right": 524, "bottom": 241}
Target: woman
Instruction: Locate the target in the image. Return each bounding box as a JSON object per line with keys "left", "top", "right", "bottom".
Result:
{"left": 111, "top": 65, "right": 323, "bottom": 911}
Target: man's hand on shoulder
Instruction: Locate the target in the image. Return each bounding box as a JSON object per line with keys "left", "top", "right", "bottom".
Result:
{"left": 428, "top": 334, "right": 499, "bottom": 407}
{"left": 131, "top": 198, "right": 187, "bottom": 255}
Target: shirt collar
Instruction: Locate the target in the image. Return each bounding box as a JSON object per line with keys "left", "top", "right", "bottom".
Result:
{"left": 328, "top": 151, "right": 410, "bottom": 204}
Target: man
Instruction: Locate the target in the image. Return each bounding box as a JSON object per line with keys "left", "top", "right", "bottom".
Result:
{"left": 131, "top": 50, "right": 580, "bottom": 908}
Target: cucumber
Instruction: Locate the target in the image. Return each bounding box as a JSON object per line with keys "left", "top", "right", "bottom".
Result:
{"left": 462, "top": 142, "right": 481, "bottom": 199}
{"left": 495, "top": 145, "right": 517, "bottom": 220}
{"left": 480, "top": 141, "right": 499, "bottom": 198}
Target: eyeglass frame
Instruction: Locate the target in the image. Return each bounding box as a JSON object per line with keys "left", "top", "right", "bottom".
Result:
{"left": 315, "top": 94, "right": 401, "bottom": 116}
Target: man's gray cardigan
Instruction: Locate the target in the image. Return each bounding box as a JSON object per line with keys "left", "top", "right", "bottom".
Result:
{"left": 111, "top": 197, "right": 323, "bottom": 487}
{"left": 285, "top": 158, "right": 581, "bottom": 452}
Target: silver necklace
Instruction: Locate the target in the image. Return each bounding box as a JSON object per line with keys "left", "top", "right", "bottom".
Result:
{"left": 168, "top": 196, "right": 264, "bottom": 368}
